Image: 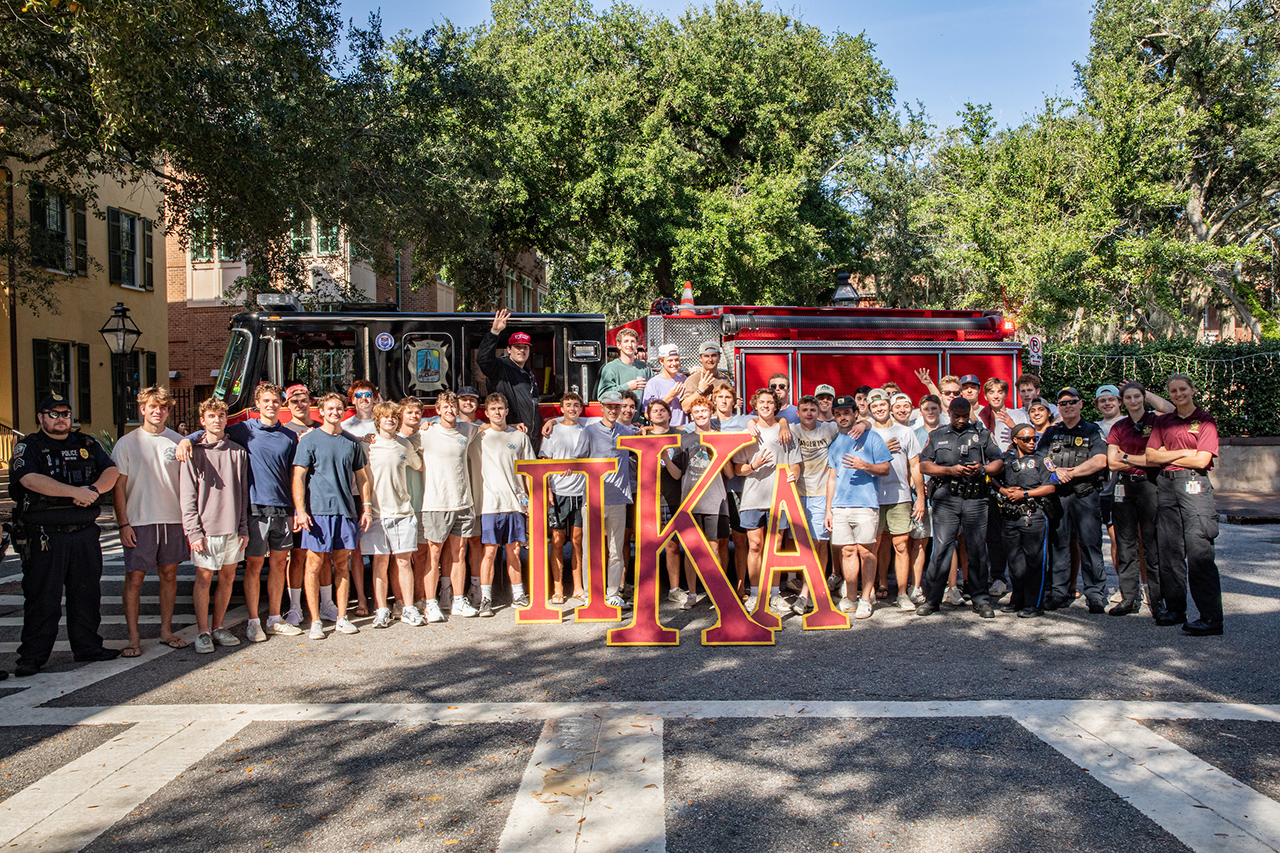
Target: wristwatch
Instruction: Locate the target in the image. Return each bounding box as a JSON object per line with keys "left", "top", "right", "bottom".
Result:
{"left": 86, "top": 485, "right": 99, "bottom": 495}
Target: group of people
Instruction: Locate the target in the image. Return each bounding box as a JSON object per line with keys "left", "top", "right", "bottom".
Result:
{"left": 5, "top": 315, "right": 1224, "bottom": 677}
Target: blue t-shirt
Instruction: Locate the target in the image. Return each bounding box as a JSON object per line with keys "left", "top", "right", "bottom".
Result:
{"left": 582, "top": 420, "right": 637, "bottom": 505}
{"left": 294, "top": 429, "right": 366, "bottom": 519}
{"left": 827, "top": 429, "right": 891, "bottom": 509}
{"left": 227, "top": 419, "right": 298, "bottom": 510}
{"left": 777, "top": 404, "right": 802, "bottom": 424}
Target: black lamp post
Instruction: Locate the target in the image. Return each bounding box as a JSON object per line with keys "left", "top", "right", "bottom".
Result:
{"left": 98, "top": 302, "right": 141, "bottom": 438}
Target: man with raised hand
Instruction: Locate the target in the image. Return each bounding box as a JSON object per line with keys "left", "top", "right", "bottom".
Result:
{"left": 418, "top": 391, "right": 481, "bottom": 621}
{"left": 112, "top": 386, "right": 188, "bottom": 656}
{"left": 680, "top": 341, "right": 733, "bottom": 414}
{"left": 596, "top": 326, "right": 652, "bottom": 401}
{"left": 292, "top": 393, "right": 372, "bottom": 640}
{"left": 479, "top": 309, "right": 543, "bottom": 448}
{"left": 642, "top": 344, "right": 688, "bottom": 428}
{"left": 867, "top": 389, "right": 924, "bottom": 612}
{"left": 364, "top": 401, "right": 423, "bottom": 629}
{"left": 791, "top": 395, "right": 839, "bottom": 614}
{"left": 582, "top": 390, "right": 638, "bottom": 611}
{"left": 477, "top": 393, "right": 535, "bottom": 616}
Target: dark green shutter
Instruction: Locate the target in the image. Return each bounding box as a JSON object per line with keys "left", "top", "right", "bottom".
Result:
{"left": 145, "top": 351, "right": 157, "bottom": 387}
{"left": 107, "top": 207, "right": 122, "bottom": 284}
{"left": 74, "top": 201, "right": 87, "bottom": 275}
{"left": 32, "top": 339, "right": 51, "bottom": 415}
{"left": 142, "top": 218, "right": 154, "bottom": 290}
{"left": 28, "top": 183, "right": 49, "bottom": 268}
{"left": 76, "top": 344, "right": 92, "bottom": 423}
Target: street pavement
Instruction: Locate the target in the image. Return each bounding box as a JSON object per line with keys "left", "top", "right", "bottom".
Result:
{"left": 0, "top": 523, "right": 1277, "bottom": 852}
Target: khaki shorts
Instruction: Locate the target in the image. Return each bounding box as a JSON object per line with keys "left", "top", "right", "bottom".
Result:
{"left": 830, "top": 506, "right": 879, "bottom": 546}
{"left": 192, "top": 532, "right": 245, "bottom": 570}
{"left": 878, "top": 501, "right": 913, "bottom": 536}
{"left": 420, "top": 508, "right": 476, "bottom": 544}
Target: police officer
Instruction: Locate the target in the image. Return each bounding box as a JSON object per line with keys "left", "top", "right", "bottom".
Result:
{"left": 9, "top": 394, "right": 120, "bottom": 676}
{"left": 1040, "top": 386, "right": 1109, "bottom": 612}
{"left": 994, "top": 423, "right": 1056, "bottom": 617}
{"left": 916, "top": 397, "right": 1002, "bottom": 618}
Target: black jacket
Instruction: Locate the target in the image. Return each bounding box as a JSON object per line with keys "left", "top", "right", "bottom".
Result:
{"left": 478, "top": 330, "right": 543, "bottom": 451}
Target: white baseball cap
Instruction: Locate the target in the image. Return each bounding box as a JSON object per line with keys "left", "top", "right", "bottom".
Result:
{"left": 814, "top": 384, "right": 836, "bottom": 397}
{"left": 657, "top": 343, "right": 679, "bottom": 359}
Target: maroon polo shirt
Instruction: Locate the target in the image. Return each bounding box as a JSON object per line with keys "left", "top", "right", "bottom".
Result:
{"left": 1146, "top": 407, "right": 1219, "bottom": 472}
{"left": 1107, "top": 411, "right": 1161, "bottom": 475}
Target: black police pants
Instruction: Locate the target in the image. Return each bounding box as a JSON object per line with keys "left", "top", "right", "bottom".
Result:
{"left": 1112, "top": 476, "right": 1160, "bottom": 605}
{"left": 1156, "top": 472, "right": 1221, "bottom": 623}
{"left": 1049, "top": 489, "right": 1105, "bottom": 604}
{"left": 17, "top": 525, "right": 107, "bottom": 667}
{"left": 923, "top": 491, "right": 990, "bottom": 606}
{"left": 1002, "top": 513, "right": 1049, "bottom": 609}
{"left": 986, "top": 495, "right": 1008, "bottom": 586}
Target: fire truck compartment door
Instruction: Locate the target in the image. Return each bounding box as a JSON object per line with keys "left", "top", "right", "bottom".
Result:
{"left": 945, "top": 352, "right": 1019, "bottom": 390}
{"left": 741, "top": 351, "right": 792, "bottom": 399}
{"left": 797, "top": 352, "right": 942, "bottom": 397}
{"left": 403, "top": 333, "right": 454, "bottom": 397}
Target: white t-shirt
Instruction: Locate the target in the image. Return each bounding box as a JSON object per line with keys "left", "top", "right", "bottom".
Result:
{"left": 540, "top": 422, "right": 590, "bottom": 497}
{"left": 986, "top": 406, "right": 1030, "bottom": 451}
{"left": 870, "top": 421, "right": 921, "bottom": 506}
{"left": 419, "top": 422, "right": 479, "bottom": 512}
{"left": 341, "top": 416, "right": 376, "bottom": 439}
{"left": 367, "top": 434, "right": 422, "bottom": 518}
{"left": 479, "top": 427, "right": 534, "bottom": 515}
{"left": 732, "top": 421, "right": 799, "bottom": 511}
{"left": 795, "top": 421, "right": 839, "bottom": 497}
{"left": 112, "top": 427, "right": 184, "bottom": 526}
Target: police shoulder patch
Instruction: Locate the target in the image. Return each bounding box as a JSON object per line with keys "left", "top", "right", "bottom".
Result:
{"left": 1043, "top": 458, "right": 1056, "bottom": 470}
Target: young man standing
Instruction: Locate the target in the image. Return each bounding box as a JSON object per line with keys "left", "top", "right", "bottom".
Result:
{"left": 824, "top": 396, "right": 891, "bottom": 619}
{"left": 680, "top": 342, "right": 732, "bottom": 415}
{"left": 292, "top": 393, "right": 373, "bottom": 639}
{"left": 541, "top": 392, "right": 590, "bottom": 604}
{"left": 793, "top": 395, "right": 839, "bottom": 613}
{"left": 456, "top": 386, "right": 486, "bottom": 609}
{"left": 712, "top": 383, "right": 751, "bottom": 595}
{"left": 768, "top": 374, "right": 802, "bottom": 424}
{"left": 671, "top": 395, "right": 730, "bottom": 609}
{"left": 341, "top": 381, "right": 379, "bottom": 437}
{"left": 112, "top": 386, "right": 188, "bottom": 656}
{"left": 867, "top": 389, "right": 924, "bottom": 611}
{"left": 398, "top": 396, "right": 430, "bottom": 622}
{"left": 978, "top": 378, "right": 1028, "bottom": 452}
{"left": 582, "top": 391, "right": 638, "bottom": 610}
{"left": 180, "top": 399, "right": 250, "bottom": 653}
{"left": 642, "top": 344, "right": 688, "bottom": 428}
{"left": 814, "top": 385, "right": 837, "bottom": 422}
{"left": 596, "top": 327, "right": 652, "bottom": 400}
{"left": 647, "top": 398, "right": 691, "bottom": 603}
{"left": 477, "top": 394, "right": 535, "bottom": 615}
{"left": 364, "top": 402, "right": 423, "bottom": 628}
{"left": 418, "top": 391, "right": 481, "bottom": 621}
{"left": 480, "top": 310, "right": 543, "bottom": 446}
{"left": 733, "top": 389, "right": 801, "bottom": 616}
{"left": 281, "top": 384, "right": 323, "bottom": 624}
{"left": 1016, "top": 374, "right": 1058, "bottom": 420}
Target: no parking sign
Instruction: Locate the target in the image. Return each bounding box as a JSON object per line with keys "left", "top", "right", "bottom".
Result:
{"left": 1027, "top": 334, "right": 1043, "bottom": 366}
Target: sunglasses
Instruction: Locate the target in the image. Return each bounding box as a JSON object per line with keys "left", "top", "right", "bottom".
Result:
{"left": 1059, "top": 398, "right": 1081, "bottom": 405}
{"left": 941, "top": 390, "right": 958, "bottom": 396}
{"left": 769, "top": 384, "right": 788, "bottom": 390}
{"left": 41, "top": 410, "right": 73, "bottom": 419}
{"left": 1013, "top": 433, "right": 1038, "bottom": 441}
{"left": 353, "top": 392, "right": 374, "bottom": 399}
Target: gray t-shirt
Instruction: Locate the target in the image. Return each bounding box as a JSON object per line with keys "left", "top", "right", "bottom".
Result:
{"left": 795, "top": 421, "right": 839, "bottom": 497}
{"left": 541, "top": 422, "right": 590, "bottom": 497}
{"left": 582, "top": 420, "right": 637, "bottom": 505}
{"left": 732, "top": 421, "right": 799, "bottom": 511}
{"left": 295, "top": 429, "right": 366, "bottom": 519}
{"left": 677, "top": 430, "right": 728, "bottom": 517}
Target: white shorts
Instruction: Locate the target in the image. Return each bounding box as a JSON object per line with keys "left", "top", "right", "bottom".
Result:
{"left": 363, "top": 515, "right": 419, "bottom": 555}
{"left": 829, "top": 507, "right": 879, "bottom": 547}
{"left": 192, "top": 532, "right": 245, "bottom": 570}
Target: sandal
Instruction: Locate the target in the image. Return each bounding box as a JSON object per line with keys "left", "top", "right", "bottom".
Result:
{"left": 160, "top": 635, "right": 188, "bottom": 649}
{"left": 121, "top": 645, "right": 143, "bottom": 658}
{"left": 550, "top": 593, "right": 566, "bottom": 605}
{"left": 876, "top": 585, "right": 889, "bottom": 600}
{"left": 355, "top": 601, "right": 370, "bottom": 618}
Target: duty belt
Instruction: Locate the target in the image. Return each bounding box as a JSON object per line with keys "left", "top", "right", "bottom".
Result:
{"left": 30, "top": 522, "right": 96, "bottom": 534}
{"left": 1118, "top": 472, "right": 1155, "bottom": 483}
{"left": 1160, "top": 469, "right": 1207, "bottom": 479}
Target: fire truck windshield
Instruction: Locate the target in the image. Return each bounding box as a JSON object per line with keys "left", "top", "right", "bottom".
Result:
{"left": 277, "top": 328, "right": 360, "bottom": 397}
{"left": 214, "top": 329, "right": 251, "bottom": 403}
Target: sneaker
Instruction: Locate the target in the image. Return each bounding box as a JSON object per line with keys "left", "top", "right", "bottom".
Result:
{"left": 785, "top": 577, "right": 805, "bottom": 594}
{"left": 667, "top": 588, "right": 689, "bottom": 605}
{"left": 826, "top": 574, "right": 842, "bottom": 592}
{"left": 270, "top": 619, "right": 303, "bottom": 636}
{"left": 768, "top": 595, "right": 791, "bottom": 617}
{"left": 390, "top": 602, "right": 404, "bottom": 620}
{"left": 1109, "top": 589, "right": 1124, "bottom": 604}
{"left": 400, "top": 605, "right": 424, "bottom": 626}
{"left": 478, "top": 597, "right": 494, "bottom": 617}
{"left": 319, "top": 601, "right": 339, "bottom": 622}
{"left": 452, "top": 598, "right": 479, "bottom": 617}
{"left": 424, "top": 600, "right": 446, "bottom": 623}
{"left": 744, "top": 595, "right": 759, "bottom": 613}
{"left": 681, "top": 593, "right": 697, "bottom": 611}
{"left": 854, "top": 598, "right": 873, "bottom": 619}
{"left": 372, "top": 608, "right": 391, "bottom": 629}
{"left": 909, "top": 587, "right": 926, "bottom": 605}
{"left": 308, "top": 621, "right": 326, "bottom": 640}
{"left": 897, "top": 593, "right": 915, "bottom": 612}
{"left": 335, "top": 617, "right": 359, "bottom": 634}
{"left": 468, "top": 587, "right": 482, "bottom": 608}
{"left": 838, "top": 596, "right": 856, "bottom": 613}
{"left": 605, "top": 594, "right": 633, "bottom": 611}
{"left": 246, "top": 621, "right": 268, "bottom": 643}
{"left": 792, "top": 596, "right": 810, "bottom": 616}
{"left": 194, "top": 632, "right": 215, "bottom": 654}
{"left": 211, "top": 627, "right": 241, "bottom": 647}
{"left": 512, "top": 593, "right": 531, "bottom": 609}
{"left": 944, "top": 587, "right": 965, "bottom": 607}
{"left": 284, "top": 608, "right": 304, "bottom": 627}
{"left": 989, "top": 579, "right": 1008, "bottom": 599}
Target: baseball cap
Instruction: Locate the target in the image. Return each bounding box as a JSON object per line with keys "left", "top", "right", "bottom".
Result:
{"left": 959, "top": 374, "right": 981, "bottom": 386}
{"left": 1057, "top": 386, "right": 1082, "bottom": 401}
{"left": 814, "top": 384, "right": 836, "bottom": 397}
{"left": 1028, "top": 396, "right": 1053, "bottom": 410}
{"left": 284, "top": 383, "right": 309, "bottom": 399}
{"left": 698, "top": 341, "right": 720, "bottom": 355}
{"left": 657, "top": 343, "right": 679, "bottom": 359}
{"left": 37, "top": 393, "right": 71, "bottom": 412}
{"left": 867, "top": 388, "right": 890, "bottom": 403}
{"left": 833, "top": 395, "right": 857, "bottom": 410}
{"left": 507, "top": 331, "right": 531, "bottom": 346}
{"left": 457, "top": 386, "right": 480, "bottom": 398}
{"left": 890, "top": 393, "right": 912, "bottom": 407}
{"left": 600, "top": 390, "right": 624, "bottom": 405}
{"left": 1095, "top": 384, "right": 1120, "bottom": 400}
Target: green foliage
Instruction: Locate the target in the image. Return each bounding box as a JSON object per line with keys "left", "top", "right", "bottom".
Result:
{"left": 1038, "top": 340, "right": 1280, "bottom": 435}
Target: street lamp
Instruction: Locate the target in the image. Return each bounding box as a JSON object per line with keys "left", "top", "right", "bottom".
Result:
{"left": 98, "top": 302, "right": 141, "bottom": 438}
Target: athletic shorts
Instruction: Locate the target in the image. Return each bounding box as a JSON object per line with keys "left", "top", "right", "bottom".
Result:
{"left": 910, "top": 502, "right": 932, "bottom": 540}
{"left": 830, "top": 506, "right": 879, "bottom": 546}
{"left": 878, "top": 501, "right": 913, "bottom": 536}
{"left": 482, "top": 512, "right": 527, "bottom": 546}
{"left": 247, "top": 513, "right": 294, "bottom": 557}
{"left": 693, "top": 513, "right": 730, "bottom": 541}
{"left": 300, "top": 514, "right": 360, "bottom": 553}
{"left": 549, "top": 494, "right": 584, "bottom": 531}
{"left": 362, "top": 514, "right": 418, "bottom": 555}
{"left": 1100, "top": 495, "right": 1114, "bottom": 527}
{"left": 420, "top": 508, "right": 476, "bottom": 544}
{"left": 727, "top": 490, "right": 745, "bottom": 533}
{"left": 192, "top": 531, "right": 245, "bottom": 570}
{"left": 737, "top": 508, "right": 788, "bottom": 531}
{"left": 123, "top": 523, "right": 188, "bottom": 572}
{"left": 802, "top": 496, "right": 829, "bottom": 541}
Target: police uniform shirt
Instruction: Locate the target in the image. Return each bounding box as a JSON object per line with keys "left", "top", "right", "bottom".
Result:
{"left": 997, "top": 448, "right": 1054, "bottom": 495}
{"left": 1039, "top": 420, "right": 1106, "bottom": 491}
{"left": 920, "top": 421, "right": 1000, "bottom": 480}
{"left": 10, "top": 431, "right": 114, "bottom": 525}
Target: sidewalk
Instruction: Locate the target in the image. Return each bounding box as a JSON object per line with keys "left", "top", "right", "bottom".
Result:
{"left": 1215, "top": 491, "right": 1280, "bottom": 525}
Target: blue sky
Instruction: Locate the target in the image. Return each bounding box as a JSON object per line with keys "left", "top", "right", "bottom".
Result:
{"left": 338, "top": 0, "right": 1093, "bottom": 128}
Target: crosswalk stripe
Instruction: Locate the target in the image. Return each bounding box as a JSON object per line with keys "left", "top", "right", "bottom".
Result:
{"left": 0, "top": 595, "right": 194, "bottom": 606}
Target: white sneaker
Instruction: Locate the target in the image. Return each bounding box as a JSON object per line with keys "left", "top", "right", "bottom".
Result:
{"left": 792, "top": 596, "right": 810, "bottom": 616}
{"left": 605, "top": 594, "right": 633, "bottom": 611}
{"left": 246, "top": 621, "right": 268, "bottom": 643}
{"left": 270, "top": 618, "right": 302, "bottom": 636}
{"left": 743, "top": 595, "right": 759, "bottom": 613}
{"left": 768, "top": 595, "right": 791, "bottom": 617}
{"left": 308, "top": 620, "right": 326, "bottom": 640}
{"left": 989, "top": 579, "right": 1008, "bottom": 599}
{"left": 319, "top": 601, "right": 339, "bottom": 622}
{"left": 854, "top": 598, "right": 874, "bottom": 619}
{"left": 897, "top": 593, "right": 916, "bottom": 612}
{"left": 424, "top": 600, "right": 446, "bottom": 623}
{"left": 335, "top": 617, "right": 359, "bottom": 635}
{"left": 667, "top": 588, "right": 688, "bottom": 605}
{"left": 680, "top": 592, "right": 697, "bottom": 611}
{"left": 838, "top": 596, "right": 856, "bottom": 612}
{"left": 400, "top": 605, "right": 424, "bottom": 626}
{"left": 284, "top": 608, "right": 304, "bottom": 627}
{"left": 451, "top": 598, "right": 478, "bottom": 617}
{"left": 371, "top": 608, "right": 391, "bottom": 629}
{"left": 944, "top": 587, "right": 965, "bottom": 607}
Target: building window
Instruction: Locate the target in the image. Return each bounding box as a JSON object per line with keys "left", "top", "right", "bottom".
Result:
{"left": 191, "top": 221, "right": 215, "bottom": 263}
{"left": 32, "top": 340, "right": 91, "bottom": 423}
{"left": 522, "top": 276, "right": 534, "bottom": 313}
{"left": 291, "top": 219, "right": 313, "bottom": 256}
{"left": 29, "top": 183, "right": 71, "bottom": 271}
{"left": 504, "top": 269, "right": 518, "bottom": 310}
{"left": 317, "top": 221, "right": 341, "bottom": 255}
{"left": 108, "top": 208, "right": 153, "bottom": 289}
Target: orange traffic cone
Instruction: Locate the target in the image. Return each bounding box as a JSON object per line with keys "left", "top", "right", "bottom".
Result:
{"left": 678, "top": 281, "right": 695, "bottom": 316}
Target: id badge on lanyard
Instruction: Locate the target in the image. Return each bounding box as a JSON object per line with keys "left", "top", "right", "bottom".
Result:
{"left": 1186, "top": 479, "right": 1202, "bottom": 495}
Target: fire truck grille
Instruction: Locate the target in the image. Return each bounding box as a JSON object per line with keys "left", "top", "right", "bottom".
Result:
{"left": 648, "top": 315, "right": 725, "bottom": 372}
